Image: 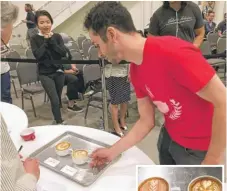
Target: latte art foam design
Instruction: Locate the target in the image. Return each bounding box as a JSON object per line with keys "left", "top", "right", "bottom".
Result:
{"left": 56, "top": 142, "right": 71, "bottom": 151}
{"left": 73, "top": 150, "right": 88, "bottom": 158}
{"left": 191, "top": 179, "right": 221, "bottom": 191}
{"left": 149, "top": 180, "right": 158, "bottom": 191}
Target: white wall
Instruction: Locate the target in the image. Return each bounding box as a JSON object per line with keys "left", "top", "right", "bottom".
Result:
{"left": 54, "top": 2, "right": 97, "bottom": 39}
{"left": 54, "top": 1, "right": 164, "bottom": 38}
{"left": 214, "top": 1, "right": 226, "bottom": 23}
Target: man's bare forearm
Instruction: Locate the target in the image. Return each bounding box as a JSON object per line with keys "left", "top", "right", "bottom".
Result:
{"left": 204, "top": 105, "right": 226, "bottom": 164}
{"left": 110, "top": 119, "right": 154, "bottom": 156}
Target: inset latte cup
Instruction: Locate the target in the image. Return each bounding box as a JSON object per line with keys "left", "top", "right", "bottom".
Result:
{"left": 72, "top": 149, "right": 89, "bottom": 165}
{"left": 188, "top": 175, "right": 222, "bottom": 191}
{"left": 55, "top": 141, "right": 71, "bottom": 156}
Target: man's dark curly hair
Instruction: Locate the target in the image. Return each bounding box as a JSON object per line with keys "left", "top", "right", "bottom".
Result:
{"left": 84, "top": 1, "right": 136, "bottom": 42}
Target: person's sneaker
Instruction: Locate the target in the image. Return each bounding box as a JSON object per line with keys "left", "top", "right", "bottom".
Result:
{"left": 84, "top": 90, "right": 94, "bottom": 97}
{"left": 67, "top": 105, "right": 83, "bottom": 113}
{"left": 56, "top": 69, "right": 64, "bottom": 73}
{"left": 57, "top": 121, "right": 67, "bottom": 125}
{"left": 52, "top": 120, "right": 67, "bottom": 125}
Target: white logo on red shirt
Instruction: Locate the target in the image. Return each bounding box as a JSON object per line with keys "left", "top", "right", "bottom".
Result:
{"left": 145, "top": 85, "right": 182, "bottom": 120}
{"left": 169, "top": 99, "right": 182, "bottom": 120}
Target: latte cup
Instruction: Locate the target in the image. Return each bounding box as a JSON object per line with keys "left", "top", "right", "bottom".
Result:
{"left": 187, "top": 175, "right": 222, "bottom": 191}
{"left": 72, "top": 149, "right": 89, "bottom": 165}
{"left": 20, "top": 128, "right": 36, "bottom": 141}
{"left": 55, "top": 142, "right": 71, "bottom": 157}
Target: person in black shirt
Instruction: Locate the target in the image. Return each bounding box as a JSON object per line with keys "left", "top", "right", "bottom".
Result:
{"left": 22, "top": 4, "right": 38, "bottom": 46}
{"left": 30, "top": 10, "right": 67, "bottom": 125}
{"left": 149, "top": 1, "right": 205, "bottom": 48}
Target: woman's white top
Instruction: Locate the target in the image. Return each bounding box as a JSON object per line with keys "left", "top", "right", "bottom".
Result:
{"left": 104, "top": 63, "right": 129, "bottom": 78}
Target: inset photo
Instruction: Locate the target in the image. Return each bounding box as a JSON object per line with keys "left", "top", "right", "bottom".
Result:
{"left": 137, "top": 165, "right": 223, "bottom": 191}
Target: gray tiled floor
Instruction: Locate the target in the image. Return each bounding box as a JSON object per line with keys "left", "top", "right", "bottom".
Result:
{"left": 10, "top": 78, "right": 162, "bottom": 164}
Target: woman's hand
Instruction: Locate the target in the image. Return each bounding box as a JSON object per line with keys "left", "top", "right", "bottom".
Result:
{"left": 44, "top": 32, "right": 53, "bottom": 39}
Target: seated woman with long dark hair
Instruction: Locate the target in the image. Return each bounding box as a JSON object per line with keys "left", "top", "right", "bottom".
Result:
{"left": 31, "top": 10, "right": 67, "bottom": 124}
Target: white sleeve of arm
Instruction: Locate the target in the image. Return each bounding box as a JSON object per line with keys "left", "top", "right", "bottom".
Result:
{"left": 15, "top": 174, "right": 37, "bottom": 191}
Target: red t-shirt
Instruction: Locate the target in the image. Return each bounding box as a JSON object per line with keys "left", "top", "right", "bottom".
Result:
{"left": 130, "top": 36, "right": 215, "bottom": 151}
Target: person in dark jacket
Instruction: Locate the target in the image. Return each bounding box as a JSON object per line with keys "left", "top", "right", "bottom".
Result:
{"left": 30, "top": 10, "right": 67, "bottom": 125}
{"left": 22, "top": 4, "right": 38, "bottom": 46}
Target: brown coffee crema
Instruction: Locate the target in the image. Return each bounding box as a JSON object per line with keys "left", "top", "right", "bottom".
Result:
{"left": 72, "top": 150, "right": 88, "bottom": 158}
{"left": 138, "top": 177, "right": 169, "bottom": 191}
{"left": 56, "top": 141, "right": 71, "bottom": 151}
{"left": 189, "top": 177, "right": 222, "bottom": 191}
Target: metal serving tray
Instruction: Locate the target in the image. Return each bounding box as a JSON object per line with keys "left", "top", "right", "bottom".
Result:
{"left": 29, "top": 131, "right": 121, "bottom": 187}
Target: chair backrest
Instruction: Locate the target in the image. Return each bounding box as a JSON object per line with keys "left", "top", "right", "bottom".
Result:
{"left": 70, "top": 41, "right": 80, "bottom": 51}
{"left": 6, "top": 50, "right": 21, "bottom": 71}
{"left": 69, "top": 50, "right": 84, "bottom": 71}
{"left": 88, "top": 45, "right": 99, "bottom": 60}
{"left": 200, "top": 40, "right": 212, "bottom": 55}
{"left": 83, "top": 64, "right": 101, "bottom": 85}
{"left": 59, "top": 33, "right": 71, "bottom": 44}
{"left": 207, "top": 32, "right": 219, "bottom": 45}
{"left": 25, "top": 48, "right": 35, "bottom": 59}
{"left": 77, "top": 36, "right": 87, "bottom": 50}
{"left": 217, "top": 37, "right": 226, "bottom": 54}
{"left": 82, "top": 39, "right": 92, "bottom": 58}
{"left": 16, "top": 62, "right": 39, "bottom": 86}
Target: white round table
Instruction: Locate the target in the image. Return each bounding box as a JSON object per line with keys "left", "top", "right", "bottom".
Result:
{"left": 0, "top": 102, "right": 28, "bottom": 134}
{"left": 11, "top": 125, "right": 155, "bottom": 191}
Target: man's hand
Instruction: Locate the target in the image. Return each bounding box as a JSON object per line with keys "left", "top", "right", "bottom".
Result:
{"left": 23, "top": 158, "right": 40, "bottom": 180}
{"left": 90, "top": 148, "right": 118, "bottom": 167}
{"left": 21, "top": 20, "right": 26, "bottom": 23}
{"left": 90, "top": 97, "right": 155, "bottom": 167}
{"left": 201, "top": 155, "right": 225, "bottom": 165}
{"left": 71, "top": 65, "right": 79, "bottom": 74}
{"left": 71, "top": 64, "right": 79, "bottom": 72}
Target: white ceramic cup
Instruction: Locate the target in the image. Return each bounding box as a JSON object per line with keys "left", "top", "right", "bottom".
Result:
{"left": 72, "top": 149, "right": 89, "bottom": 165}
{"left": 55, "top": 142, "right": 71, "bottom": 157}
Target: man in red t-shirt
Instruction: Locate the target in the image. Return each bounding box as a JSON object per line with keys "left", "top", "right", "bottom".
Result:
{"left": 84, "top": 2, "right": 226, "bottom": 165}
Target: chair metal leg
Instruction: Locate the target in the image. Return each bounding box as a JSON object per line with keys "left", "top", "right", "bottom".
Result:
{"left": 84, "top": 96, "right": 92, "bottom": 119}
{"left": 21, "top": 91, "right": 24, "bottom": 110}
{"left": 12, "top": 79, "right": 18, "bottom": 98}
{"left": 30, "top": 94, "right": 37, "bottom": 117}
{"left": 126, "top": 109, "right": 129, "bottom": 118}
{"left": 44, "top": 92, "right": 47, "bottom": 103}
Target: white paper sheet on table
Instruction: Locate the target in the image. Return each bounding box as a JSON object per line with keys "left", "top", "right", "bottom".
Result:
{"left": 90, "top": 176, "right": 135, "bottom": 191}
{"left": 37, "top": 178, "right": 67, "bottom": 191}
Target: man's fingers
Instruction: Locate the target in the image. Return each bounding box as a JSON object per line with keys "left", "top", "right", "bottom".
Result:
{"left": 90, "top": 148, "right": 102, "bottom": 158}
